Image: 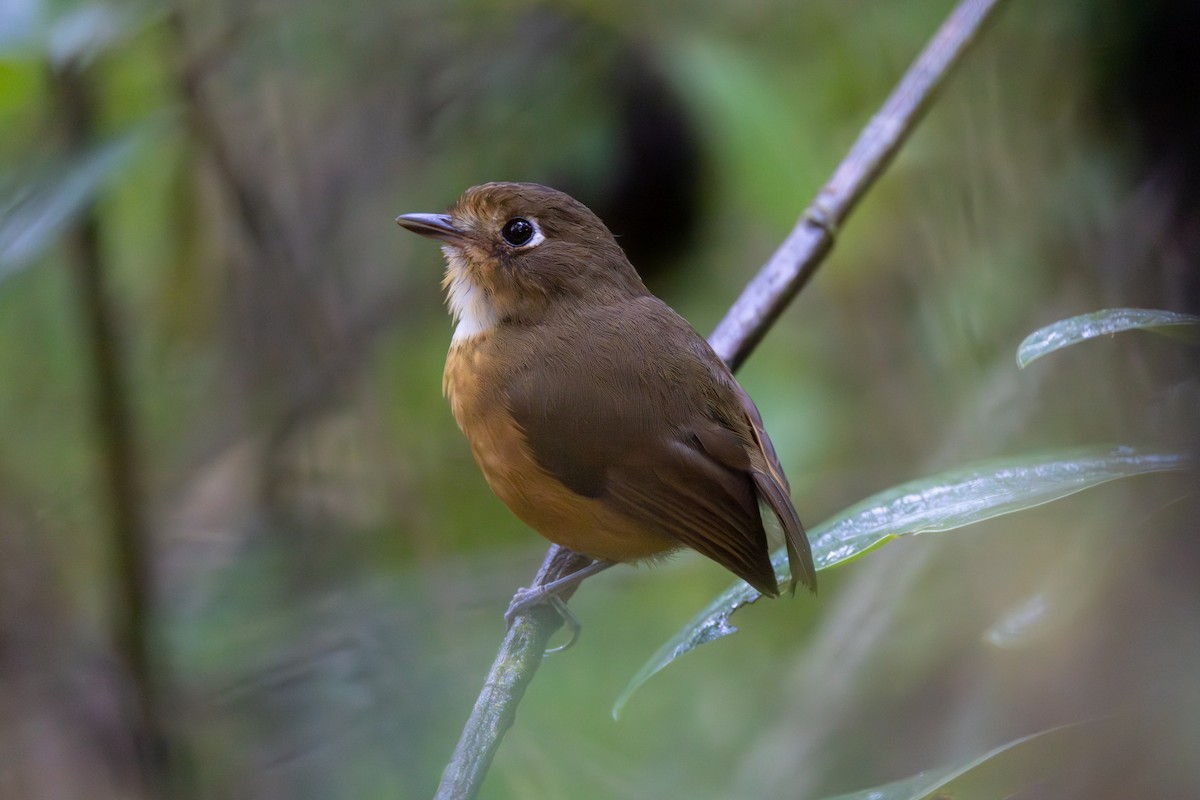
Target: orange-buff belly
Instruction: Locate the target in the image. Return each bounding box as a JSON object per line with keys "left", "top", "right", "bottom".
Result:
{"left": 444, "top": 338, "right": 678, "bottom": 562}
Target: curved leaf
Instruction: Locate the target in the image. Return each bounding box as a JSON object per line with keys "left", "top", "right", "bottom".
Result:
{"left": 821, "top": 721, "right": 1097, "bottom": 800}
{"left": 47, "top": 4, "right": 136, "bottom": 67}
{"left": 613, "top": 446, "right": 1189, "bottom": 718}
{"left": 0, "top": 129, "right": 144, "bottom": 280}
{"left": 0, "top": 0, "right": 42, "bottom": 57}
{"left": 1017, "top": 308, "right": 1200, "bottom": 368}
{"left": 0, "top": 1, "right": 146, "bottom": 65}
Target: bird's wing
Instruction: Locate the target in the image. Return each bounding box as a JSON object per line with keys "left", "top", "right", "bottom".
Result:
{"left": 601, "top": 428, "right": 780, "bottom": 596}
{"left": 508, "top": 382, "right": 781, "bottom": 594}
{"left": 504, "top": 305, "right": 782, "bottom": 595}
{"left": 732, "top": 383, "right": 816, "bottom": 594}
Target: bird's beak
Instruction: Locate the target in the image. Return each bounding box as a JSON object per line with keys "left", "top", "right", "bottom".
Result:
{"left": 396, "top": 212, "right": 464, "bottom": 243}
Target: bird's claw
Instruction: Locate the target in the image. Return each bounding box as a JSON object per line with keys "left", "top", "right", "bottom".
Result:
{"left": 504, "top": 587, "right": 582, "bottom": 654}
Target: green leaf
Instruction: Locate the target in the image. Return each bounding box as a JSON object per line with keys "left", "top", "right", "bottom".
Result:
{"left": 0, "top": 0, "right": 43, "bottom": 58}
{"left": 0, "top": 129, "right": 144, "bottom": 279}
{"left": 0, "top": 1, "right": 146, "bottom": 66}
{"left": 1017, "top": 308, "right": 1200, "bottom": 368}
{"left": 47, "top": 4, "right": 136, "bottom": 68}
{"left": 821, "top": 721, "right": 1097, "bottom": 800}
{"left": 613, "top": 447, "right": 1189, "bottom": 718}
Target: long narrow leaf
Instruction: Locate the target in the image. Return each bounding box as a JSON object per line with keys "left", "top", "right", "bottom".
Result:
{"left": 0, "top": 2, "right": 144, "bottom": 65}
{"left": 822, "top": 721, "right": 1096, "bottom": 800}
{"left": 614, "top": 447, "right": 1189, "bottom": 718}
{"left": 1017, "top": 308, "right": 1200, "bottom": 368}
{"left": 0, "top": 130, "right": 143, "bottom": 280}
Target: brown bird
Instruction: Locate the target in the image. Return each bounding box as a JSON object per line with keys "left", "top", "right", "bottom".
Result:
{"left": 397, "top": 183, "right": 815, "bottom": 620}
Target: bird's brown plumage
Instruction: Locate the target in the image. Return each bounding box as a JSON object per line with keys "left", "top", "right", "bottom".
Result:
{"left": 402, "top": 182, "right": 815, "bottom": 597}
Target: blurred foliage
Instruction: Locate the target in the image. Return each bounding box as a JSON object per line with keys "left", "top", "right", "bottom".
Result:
{"left": 0, "top": 0, "right": 1197, "bottom": 799}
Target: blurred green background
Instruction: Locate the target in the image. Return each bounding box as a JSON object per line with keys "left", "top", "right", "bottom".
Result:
{"left": 2, "top": 0, "right": 1198, "bottom": 798}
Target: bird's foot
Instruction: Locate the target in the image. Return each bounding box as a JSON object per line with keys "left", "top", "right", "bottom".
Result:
{"left": 503, "top": 587, "right": 581, "bottom": 654}
{"left": 503, "top": 558, "right": 616, "bottom": 653}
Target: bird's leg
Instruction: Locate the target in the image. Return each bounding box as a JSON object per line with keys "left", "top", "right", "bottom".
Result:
{"left": 504, "top": 558, "right": 615, "bottom": 633}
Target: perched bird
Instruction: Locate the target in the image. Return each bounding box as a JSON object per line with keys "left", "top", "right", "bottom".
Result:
{"left": 397, "top": 183, "right": 815, "bottom": 619}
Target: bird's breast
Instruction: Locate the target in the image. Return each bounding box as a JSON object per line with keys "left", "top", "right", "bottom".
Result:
{"left": 443, "top": 334, "right": 522, "bottom": 485}
{"left": 441, "top": 330, "right": 679, "bottom": 562}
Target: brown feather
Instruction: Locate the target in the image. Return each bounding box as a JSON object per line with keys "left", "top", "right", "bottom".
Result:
{"left": 501, "top": 296, "right": 791, "bottom": 595}
{"left": 732, "top": 384, "right": 817, "bottom": 593}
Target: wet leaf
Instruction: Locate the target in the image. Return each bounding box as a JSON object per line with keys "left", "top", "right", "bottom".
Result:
{"left": 1017, "top": 308, "right": 1200, "bottom": 368}
{"left": 821, "top": 722, "right": 1096, "bottom": 800}
{"left": 613, "top": 447, "right": 1189, "bottom": 718}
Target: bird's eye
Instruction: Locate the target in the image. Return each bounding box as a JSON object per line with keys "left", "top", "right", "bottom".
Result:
{"left": 501, "top": 217, "right": 536, "bottom": 247}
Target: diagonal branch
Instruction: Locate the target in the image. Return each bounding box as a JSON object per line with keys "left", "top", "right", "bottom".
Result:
{"left": 433, "top": 1, "right": 1009, "bottom": 798}
{"left": 709, "top": 0, "right": 1006, "bottom": 370}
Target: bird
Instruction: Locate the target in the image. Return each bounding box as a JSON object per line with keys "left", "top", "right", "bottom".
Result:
{"left": 396, "top": 182, "right": 815, "bottom": 622}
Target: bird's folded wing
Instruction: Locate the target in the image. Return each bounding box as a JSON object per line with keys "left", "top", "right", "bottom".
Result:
{"left": 602, "top": 435, "right": 780, "bottom": 597}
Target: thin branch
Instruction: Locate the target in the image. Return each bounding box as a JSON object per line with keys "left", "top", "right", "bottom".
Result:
{"left": 435, "top": 547, "right": 593, "bottom": 797}
{"left": 710, "top": 0, "right": 1006, "bottom": 370}
{"left": 433, "top": 1, "right": 1009, "bottom": 798}
{"left": 51, "top": 61, "right": 171, "bottom": 798}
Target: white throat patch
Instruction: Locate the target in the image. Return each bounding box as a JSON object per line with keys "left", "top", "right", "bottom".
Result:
{"left": 442, "top": 246, "right": 498, "bottom": 342}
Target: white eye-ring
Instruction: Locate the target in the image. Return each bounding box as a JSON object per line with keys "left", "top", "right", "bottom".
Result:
{"left": 500, "top": 217, "right": 544, "bottom": 248}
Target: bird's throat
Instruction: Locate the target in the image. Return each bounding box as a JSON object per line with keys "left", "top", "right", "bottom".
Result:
{"left": 442, "top": 247, "right": 498, "bottom": 343}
